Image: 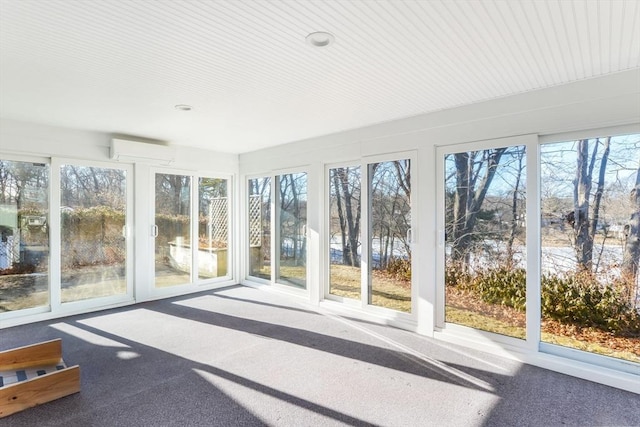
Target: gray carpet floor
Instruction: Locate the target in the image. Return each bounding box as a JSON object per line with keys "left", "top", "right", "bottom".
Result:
{"left": 1, "top": 285, "right": 639, "bottom": 427}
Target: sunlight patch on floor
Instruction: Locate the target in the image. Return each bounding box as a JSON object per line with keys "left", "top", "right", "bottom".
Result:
{"left": 50, "top": 322, "right": 130, "bottom": 348}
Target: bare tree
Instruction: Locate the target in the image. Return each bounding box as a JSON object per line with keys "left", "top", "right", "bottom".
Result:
{"left": 506, "top": 147, "right": 525, "bottom": 266}
{"left": 622, "top": 164, "right": 640, "bottom": 289}
{"left": 449, "top": 148, "right": 507, "bottom": 270}
{"left": 571, "top": 138, "right": 610, "bottom": 272}
{"left": 331, "top": 167, "right": 361, "bottom": 267}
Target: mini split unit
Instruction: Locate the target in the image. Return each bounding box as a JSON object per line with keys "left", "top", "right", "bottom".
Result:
{"left": 110, "top": 138, "right": 176, "bottom": 165}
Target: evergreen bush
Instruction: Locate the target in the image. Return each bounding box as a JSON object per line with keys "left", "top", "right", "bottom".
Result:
{"left": 446, "top": 263, "right": 640, "bottom": 335}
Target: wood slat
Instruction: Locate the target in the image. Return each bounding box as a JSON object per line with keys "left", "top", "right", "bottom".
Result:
{"left": 0, "top": 340, "right": 62, "bottom": 371}
{"left": 0, "top": 365, "right": 80, "bottom": 418}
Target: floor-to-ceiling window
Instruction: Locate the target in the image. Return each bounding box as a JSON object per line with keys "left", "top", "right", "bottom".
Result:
{"left": 275, "top": 172, "right": 307, "bottom": 288}
{"left": 247, "top": 172, "right": 308, "bottom": 288}
{"left": 438, "top": 131, "right": 639, "bottom": 368}
{"left": 326, "top": 154, "right": 414, "bottom": 313}
{"left": 198, "top": 177, "right": 229, "bottom": 280}
{"left": 0, "top": 159, "right": 49, "bottom": 313}
{"left": 60, "top": 163, "right": 130, "bottom": 303}
{"left": 248, "top": 176, "right": 271, "bottom": 281}
{"left": 154, "top": 172, "right": 192, "bottom": 287}
{"left": 328, "top": 165, "right": 362, "bottom": 300}
{"left": 368, "top": 159, "right": 412, "bottom": 312}
{"left": 443, "top": 144, "right": 527, "bottom": 339}
{"left": 540, "top": 132, "right": 639, "bottom": 364}
{"left": 154, "top": 171, "right": 232, "bottom": 289}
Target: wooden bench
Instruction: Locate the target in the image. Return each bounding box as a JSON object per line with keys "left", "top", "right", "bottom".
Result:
{"left": 0, "top": 339, "right": 80, "bottom": 418}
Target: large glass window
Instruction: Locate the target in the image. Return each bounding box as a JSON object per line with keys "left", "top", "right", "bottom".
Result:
{"left": 60, "top": 164, "right": 127, "bottom": 302}
{"left": 275, "top": 173, "right": 307, "bottom": 288}
{"left": 154, "top": 173, "right": 191, "bottom": 287}
{"left": 327, "top": 157, "right": 413, "bottom": 313}
{"left": 444, "top": 146, "right": 527, "bottom": 339}
{"left": 198, "top": 177, "right": 229, "bottom": 280}
{"left": 328, "top": 166, "right": 362, "bottom": 300}
{"left": 369, "top": 160, "right": 412, "bottom": 312}
{"left": 540, "top": 134, "right": 639, "bottom": 363}
{"left": 0, "top": 160, "right": 49, "bottom": 312}
{"left": 248, "top": 177, "right": 271, "bottom": 280}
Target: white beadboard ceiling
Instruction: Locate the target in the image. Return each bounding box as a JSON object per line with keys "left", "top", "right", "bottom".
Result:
{"left": 1, "top": 0, "right": 639, "bottom": 154}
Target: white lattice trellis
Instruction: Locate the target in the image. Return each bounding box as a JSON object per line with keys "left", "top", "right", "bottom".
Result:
{"left": 208, "top": 197, "right": 228, "bottom": 244}
{"left": 249, "top": 195, "right": 262, "bottom": 247}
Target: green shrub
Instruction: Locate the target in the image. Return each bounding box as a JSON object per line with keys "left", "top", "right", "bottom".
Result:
{"left": 446, "top": 263, "right": 640, "bottom": 335}
{"left": 474, "top": 267, "right": 526, "bottom": 311}
{"left": 445, "top": 263, "right": 471, "bottom": 288}
{"left": 541, "top": 273, "right": 640, "bottom": 335}
{"left": 386, "top": 258, "right": 411, "bottom": 282}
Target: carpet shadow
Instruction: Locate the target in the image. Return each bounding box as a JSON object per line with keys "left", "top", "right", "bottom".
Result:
{"left": 143, "top": 297, "right": 508, "bottom": 392}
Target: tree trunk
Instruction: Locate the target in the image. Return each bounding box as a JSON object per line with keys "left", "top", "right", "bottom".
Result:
{"left": 590, "top": 137, "right": 610, "bottom": 244}
{"left": 451, "top": 153, "right": 470, "bottom": 265}
{"left": 291, "top": 175, "right": 300, "bottom": 265}
{"left": 331, "top": 169, "right": 350, "bottom": 265}
{"left": 337, "top": 168, "right": 361, "bottom": 267}
{"left": 622, "top": 165, "right": 640, "bottom": 301}
{"left": 450, "top": 149, "right": 506, "bottom": 271}
{"left": 574, "top": 139, "right": 594, "bottom": 271}
{"left": 506, "top": 148, "right": 524, "bottom": 266}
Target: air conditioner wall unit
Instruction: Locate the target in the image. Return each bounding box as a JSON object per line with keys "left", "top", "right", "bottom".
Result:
{"left": 110, "top": 138, "right": 176, "bottom": 165}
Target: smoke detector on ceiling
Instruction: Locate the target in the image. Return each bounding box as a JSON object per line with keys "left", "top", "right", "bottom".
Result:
{"left": 305, "top": 32, "right": 335, "bottom": 48}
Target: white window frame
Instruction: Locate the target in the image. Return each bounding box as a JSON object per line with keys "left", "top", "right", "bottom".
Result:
{"left": 322, "top": 151, "right": 418, "bottom": 324}
{"left": 193, "top": 173, "right": 234, "bottom": 286}
{"left": 434, "top": 134, "right": 538, "bottom": 353}
{"left": 244, "top": 167, "right": 310, "bottom": 297}
{"left": 149, "top": 167, "right": 234, "bottom": 299}
{"left": 435, "top": 127, "right": 640, "bottom": 384}
{"left": 537, "top": 125, "right": 640, "bottom": 375}
{"left": 0, "top": 154, "right": 52, "bottom": 321}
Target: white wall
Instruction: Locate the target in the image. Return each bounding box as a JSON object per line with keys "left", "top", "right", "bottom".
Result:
{"left": 240, "top": 70, "right": 639, "bottom": 171}
{"left": 0, "top": 118, "right": 238, "bottom": 173}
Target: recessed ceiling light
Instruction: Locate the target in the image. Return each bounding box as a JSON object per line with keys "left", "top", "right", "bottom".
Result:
{"left": 305, "top": 31, "right": 335, "bottom": 48}
{"left": 174, "top": 104, "right": 193, "bottom": 111}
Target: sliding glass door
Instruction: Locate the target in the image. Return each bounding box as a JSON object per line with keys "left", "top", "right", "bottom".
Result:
{"left": 248, "top": 176, "right": 271, "bottom": 280}
{"left": 154, "top": 171, "right": 231, "bottom": 288}
{"left": 368, "top": 159, "right": 412, "bottom": 312}
{"left": 327, "top": 153, "right": 415, "bottom": 313}
{"left": 328, "top": 166, "right": 362, "bottom": 300}
{"left": 247, "top": 172, "right": 308, "bottom": 288}
{"left": 0, "top": 159, "right": 49, "bottom": 313}
{"left": 275, "top": 172, "right": 307, "bottom": 288}
{"left": 60, "top": 163, "right": 131, "bottom": 303}
{"left": 441, "top": 143, "right": 527, "bottom": 339}
{"left": 437, "top": 131, "right": 639, "bottom": 367}
{"left": 154, "top": 172, "right": 192, "bottom": 287}
{"left": 539, "top": 133, "right": 639, "bottom": 364}
{"left": 197, "top": 177, "right": 229, "bottom": 280}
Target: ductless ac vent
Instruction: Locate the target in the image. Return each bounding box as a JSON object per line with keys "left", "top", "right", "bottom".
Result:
{"left": 110, "top": 138, "right": 176, "bottom": 165}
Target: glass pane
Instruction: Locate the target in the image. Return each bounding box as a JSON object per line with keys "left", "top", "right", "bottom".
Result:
{"left": 540, "top": 134, "right": 640, "bottom": 362}
{"left": 369, "top": 160, "right": 412, "bottom": 312}
{"left": 0, "top": 160, "right": 49, "bottom": 312}
{"left": 444, "top": 147, "right": 527, "bottom": 339}
{"left": 155, "top": 173, "right": 191, "bottom": 287}
{"left": 60, "top": 165, "right": 127, "bottom": 302}
{"left": 329, "top": 167, "right": 362, "bottom": 299}
{"left": 276, "top": 173, "right": 307, "bottom": 288}
{"left": 249, "top": 177, "right": 271, "bottom": 280}
{"left": 198, "top": 177, "right": 228, "bottom": 280}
